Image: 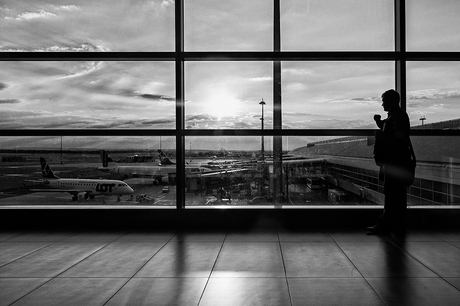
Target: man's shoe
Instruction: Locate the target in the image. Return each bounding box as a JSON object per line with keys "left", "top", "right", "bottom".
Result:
{"left": 367, "top": 225, "right": 390, "bottom": 235}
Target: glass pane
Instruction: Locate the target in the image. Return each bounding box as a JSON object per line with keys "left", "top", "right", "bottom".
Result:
{"left": 281, "top": 0, "right": 394, "bottom": 51}
{"left": 407, "top": 0, "right": 460, "bottom": 51}
{"left": 0, "top": 0, "right": 174, "bottom": 52}
{"left": 282, "top": 62, "right": 395, "bottom": 129}
{"left": 407, "top": 62, "right": 460, "bottom": 126}
{"left": 0, "top": 61, "right": 175, "bottom": 129}
{"left": 185, "top": 62, "right": 273, "bottom": 129}
{"left": 184, "top": 135, "right": 460, "bottom": 207}
{"left": 185, "top": 135, "right": 379, "bottom": 207}
{"left": 0, "top": 136, "right": 176, "bottom": 206}
{"left": 407, "top": 136, "right": 460, "bottom": 205}
{"left": 185, "top": 136, "right": 276, "bottom": 206}
{"left": 184, "top": 0, "right": 272, "bottom": 51}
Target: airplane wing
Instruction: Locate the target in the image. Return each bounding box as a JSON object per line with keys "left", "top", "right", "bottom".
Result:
{"left": 23, "top": 184, "right": 92, "bottom": 194}
{"left": 130, "top": 172, "right": 158, "bottom": 178}
{"left": 199, "top": 168, "right": 250, "bottom": 177}
{"left": 265, "top": 158, "right": 326, "bottom": 165}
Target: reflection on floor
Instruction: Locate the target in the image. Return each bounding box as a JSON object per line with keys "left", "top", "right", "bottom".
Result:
{"left": 1, "top": 226, "right": 460, "bottom": 306}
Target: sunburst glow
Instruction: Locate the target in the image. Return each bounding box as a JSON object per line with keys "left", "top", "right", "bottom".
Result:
{"left": 204, "top": 88, "right": 241, "bottom": 120}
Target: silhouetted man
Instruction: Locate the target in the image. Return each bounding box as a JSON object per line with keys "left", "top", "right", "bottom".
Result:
{"left": 368, "top": 89, "right": 411, "bottom": 234}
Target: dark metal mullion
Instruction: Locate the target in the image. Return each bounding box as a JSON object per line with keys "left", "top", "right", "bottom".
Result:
{"left": 4, "top": 51, "right": 443, "bottom": 61}
{"left": 273, "top": 0, "right": 283, "bottom": 203}
{"left": 395, "top": 0, "right": 406, "bottom": 110}
{"left": 2, "top": 129, "right": 460, "bottom": 137}
{"left": 175, "top": 0, "right": 185, "bottom": 210}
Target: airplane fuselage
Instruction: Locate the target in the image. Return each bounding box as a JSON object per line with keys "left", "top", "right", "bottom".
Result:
{"left": 45, "top": 178, "right": 134, "bottom": 196}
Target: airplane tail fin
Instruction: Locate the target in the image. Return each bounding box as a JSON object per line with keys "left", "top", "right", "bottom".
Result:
{"left": 100, "top": 150, "right": 117, "bottom": 168}
{"left": 157, "top": 149, "right": 175, "bottom": 165}
{"left": 40, "top": 157, "right": 59, "bottom": 179}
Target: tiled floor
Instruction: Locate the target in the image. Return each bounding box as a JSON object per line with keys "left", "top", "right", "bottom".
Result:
{"left": 1, "top": 227, "right": 460, "bottom": 306}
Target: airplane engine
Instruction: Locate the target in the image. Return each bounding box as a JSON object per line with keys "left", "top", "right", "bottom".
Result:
{"left": 161, "top": 177, "right": 169, "bottom": 184}
{"left": 77, "top": 192, "right": 87, "bottom": 200}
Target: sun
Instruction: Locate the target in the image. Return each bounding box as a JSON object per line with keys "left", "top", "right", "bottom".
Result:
{"left": 204, "top": 88, "right": 241, "bottom": 120}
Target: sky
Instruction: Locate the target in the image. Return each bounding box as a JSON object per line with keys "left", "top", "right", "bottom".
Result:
{"left": 1, "top": 0, "right": 460, "bottom": 151}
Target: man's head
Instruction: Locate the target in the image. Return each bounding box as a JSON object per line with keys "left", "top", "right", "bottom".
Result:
{"left": 381, "top": 89, "right": 400, "bottom": 112}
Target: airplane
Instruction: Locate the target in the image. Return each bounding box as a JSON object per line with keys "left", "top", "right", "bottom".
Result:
{"left": 24, "top": 157, "right": 134, "bottom": 202}
{"left": 97, "top": 150, "right": 213, "bottom": 184}
{"left": 158, "top": 150, "right": 175, "bottom": 165}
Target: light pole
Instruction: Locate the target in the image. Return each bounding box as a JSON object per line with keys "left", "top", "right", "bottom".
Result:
{"left": 259, "top": 98, "right": 266, "bottom": 160}
{"left": 420, "top": 116, "right": 426, "bottom": 128}
{"left": 60, "top": 136, "right": 63, "bottom": 164}
{"left": 259, "top": 99, "right": 266, "bottom": 197}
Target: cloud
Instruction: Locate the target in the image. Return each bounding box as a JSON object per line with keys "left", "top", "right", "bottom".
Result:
{"left": 4, "top": 5, "right": 80, "bottom": 22}
{"left": 38, "top": 43, "right": 108, "bottom": 52}
{"left": 0, "top": 99, "right": 20, "bottom": 104}
{"left": 408, "top": 89, "right": 460, "bottom": 100}
{"left": 350, "top": 96, "right": 379, "bottom": 102}
{"left": 139, "top": 94, "right": 175, "bottom": 102}
{"left": 58, "top": 61, "right": 104, "bottom": 78}
{"left": 142, "top": 118, "right": 176, "bottom": 126}
{"left": 53, "top": 5, "right": 81, "bottom": 12}
{"left": 2, "top": 42, "right": 109, "bottom": 53}
{"left": 7, "top": 10, "right": 56, "bottom": 21}
{"left": 283, "top": 111, "right": 325, "bottom": 118}
{"left": 162, "top": 0, "right": 175, "bottom": 8}
{"left": 187, "top": 114, "right": 216, "bottom": 122}
{"left": 249, "top": 76, "right": 272, "bottom": 82}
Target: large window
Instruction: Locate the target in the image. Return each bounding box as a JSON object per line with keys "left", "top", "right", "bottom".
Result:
{"left": 282, "top": 62, "right": 394, "bottom": 129}
{"left": 0, "top": 61, "right": 175, "bottom": 129}
{"left": 407, "top": 0, "right": 460, "bottom": 51}
{"left": 281, "top": 0, "right": 394, "bottom": 51}
{"left": 0, "top": 0, "right": 175, "bottom": 52}
{"left": 1, "top": 1, "right": 460, "bottom": 208}
{"left": 185, "top": 62, "right": 273, "bottom": 129}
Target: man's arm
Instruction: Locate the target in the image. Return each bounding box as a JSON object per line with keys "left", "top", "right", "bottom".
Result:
{"left": 374, "top": 114, "right": 384, "bottom": 130}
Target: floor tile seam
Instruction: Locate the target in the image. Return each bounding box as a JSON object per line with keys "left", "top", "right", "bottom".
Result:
{"left": 47, "top": 242, "right": 110, "bottom": 280}
{"left": 53, "top": 276, "right": 132, "bottom": 279}
{"left": 329, "top": 233, "right": 389, "bottom": 306}
{"left": 209, "top": 276, "right": 293, "bottom": 279}
{"left": 0, "top": 241, "right": 56, "bottom": 269}
{"left": 285, "top": 276, "right": 367, "bottom": 279}
{"left": 276, "top": 226, "right": 294, "bottom": 306}
{"left": 445, "top": 240, "right": 460, "bottom": 250}
{"left": 443, "top": 278, "right": 460, "bottom": 292}
{"left": 362, "top": 276, "right": 446, "bottom": 279}
{"left": 334, "top": 236, "right": 451, "bottom": 280}
{"left": 37, "top": 231, "right": 78, "bottom": 243}
{"left": 102, "top": 235, "right": 178, "bottom": 306}
{"left": 129, "top": 234, "right": 178, "bottom": 279}
{"left": 222, "top": 241, "right": 282, "bottom": 244}
{"left": 94, "top": 231, "right": 129, "bottom": 244}
{"left": 365, "top": 276, "right": 460, "bottom": 292}
{"left": 196, "top": 232, "right": 228, "bottom": 306}
{"left": 384, "top": 238, "right": 451, "bottom": 279}
{"left": 101, "top": 278, "right": 133, "bottom": 306}
{"left": 433, "top": 233, "right": 460, "bottom": 243}
{"left": 114, "top": 232, "right": 180, "bottom": 243}
{"left": 131, "top": 276, "right": 212, "bottom": 279}
{"left": 5, "top": 276, "right": 57, "bottom": 306}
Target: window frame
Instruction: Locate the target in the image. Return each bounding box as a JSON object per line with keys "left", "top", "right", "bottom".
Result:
{"left": 1, "top": 0, "right": 460, "bottom": 209}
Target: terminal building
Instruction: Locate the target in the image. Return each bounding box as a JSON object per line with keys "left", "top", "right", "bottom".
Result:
{"left": 289, "top": 119, "right": 460, "bottom": 206}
